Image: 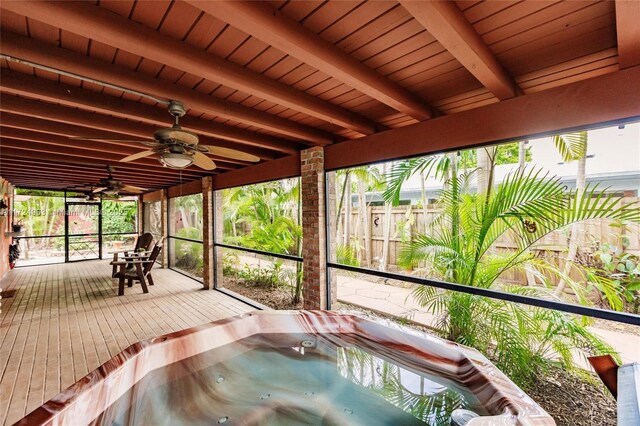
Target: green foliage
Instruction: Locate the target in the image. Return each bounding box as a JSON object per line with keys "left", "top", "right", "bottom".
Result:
{"left": 389, "top": 165, "right": 638, "bottom": 385}
{"left": 336, "top": 243, "right": 359, "bottom": 266}
{"left": 102, "top": 200, "right": 137, "bottom": 234}
{"left": 223, "top": 179, "right": 301, "bottom": 255}
{"left": 174, "top": 227, "right": 204, "bottom": 277}
{"left": 553, "top": 131, "right": 588, "bottom": 162}
{"left": 384, "top": 142, "right": 532, "bottom": 206}
{"left": 458, "top": 142, "right": 532, "bottom": 169}
{"left": 222, "top": 178, "right": 303, "bottom": 302}
{"left": 589, "top": 237, "right": 640, "bottom": 313}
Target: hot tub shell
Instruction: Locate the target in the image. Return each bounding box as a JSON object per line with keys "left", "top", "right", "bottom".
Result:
{"left": 16, "top": 311, "right": 555, "bottom": 425}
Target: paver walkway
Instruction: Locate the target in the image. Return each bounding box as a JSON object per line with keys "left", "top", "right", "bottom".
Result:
{"left": 337, "top": 275, "right": 640, "bottom": 368}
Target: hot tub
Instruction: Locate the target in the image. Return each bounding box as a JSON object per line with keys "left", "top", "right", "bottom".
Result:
{"left": 16, "top": 311, "right": 554, "bottom": 425}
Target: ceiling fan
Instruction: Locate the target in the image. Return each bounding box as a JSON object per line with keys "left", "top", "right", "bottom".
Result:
{"left": 68, "top": 166, "right": 147, "bottom": 197}
{"left": 71, "top": 101, "right": 260, "bottom": 170}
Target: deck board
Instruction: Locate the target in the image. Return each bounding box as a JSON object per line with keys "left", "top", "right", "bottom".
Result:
{"left": 0, "top": 260, "right": 254, "bottom": 425}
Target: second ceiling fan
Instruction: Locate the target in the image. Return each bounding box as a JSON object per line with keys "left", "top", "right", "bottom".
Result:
{"left": 73, "top": 101, "right": 260, "bottom": 170}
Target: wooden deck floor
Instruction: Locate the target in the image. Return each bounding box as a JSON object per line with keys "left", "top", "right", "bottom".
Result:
{"left": 0, "top": 260, "right": 254, "bottom": 425}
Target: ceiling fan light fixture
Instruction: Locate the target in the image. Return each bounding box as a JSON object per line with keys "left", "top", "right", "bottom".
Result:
{"left": 102, "top": 189, "right": 118, "bottom": 196}
{"left": 160, "top": 152, "right": 193, "bottom": 169}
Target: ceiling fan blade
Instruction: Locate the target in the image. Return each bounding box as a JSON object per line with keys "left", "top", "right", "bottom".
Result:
{"left": 120, "top": 150, "right": 156, "bottom": 162}
{"left": 93, "top": 187, "right": 108, "bottom": 193}
{"left": 120, "top": 184, "right": 147, "bottom": 193}
{"left": 192, "top": 151, "right": 216, "bottom": 171}
{"left": 69, "top": 137, "right": 152, "bottom": 143}
{"left": 200, "top": 146, "right": 260, "bottom": 162}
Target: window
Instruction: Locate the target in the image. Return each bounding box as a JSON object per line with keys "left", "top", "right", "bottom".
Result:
{"left": 168, "top": 193, "right": 203, "bottom": 279}
{"left": 101, "top": 198, "right": 137, "bottom": 255}
{"left": 13, "top": 189, "right": 66, "bottom": 266}
{"left": 216, "top": 178, "right": 303, "bottom": 309}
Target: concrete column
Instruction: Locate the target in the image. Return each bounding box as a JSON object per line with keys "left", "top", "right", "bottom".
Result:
{"left": 202, "top": 176, "right": 213, "bottom": 290}
{"left": 301, "top": 147, "right": 336, "bottom": 310}
{"left": 214, "top": 190, "right": 224, "bottom": 289}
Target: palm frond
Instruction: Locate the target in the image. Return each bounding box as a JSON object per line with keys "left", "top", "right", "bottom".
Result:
{"left": 553, "top": 131, "right": 588, "bottom": 161}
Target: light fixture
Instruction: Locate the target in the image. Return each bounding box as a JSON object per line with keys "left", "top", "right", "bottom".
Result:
{"left": 160, "top": 152, "right": 193, "bottom": 169}
{"left": 102, "top": 189, "right": 118, "bottom": 196}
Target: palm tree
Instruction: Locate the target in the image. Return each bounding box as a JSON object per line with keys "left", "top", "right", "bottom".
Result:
{"left": 552, "top": 131, "right": 588, "bottom": 295}
{"left": 395, "top": 166, "right": 638, "bottom": 383}
{"left": 222, "top": 179, "right": 304, "bottom": 302}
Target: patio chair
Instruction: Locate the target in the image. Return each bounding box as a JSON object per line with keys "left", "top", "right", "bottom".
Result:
{"left": 111, "top": 232, "right": 154, "bottom": 278}
{"left": 111, "top": 241, "right": 163, "bottom": 296}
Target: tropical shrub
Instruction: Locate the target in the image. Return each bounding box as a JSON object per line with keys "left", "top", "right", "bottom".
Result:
{"left": 588, "top": 236, "right": 640, "bottom": 313}
{"left": 387, "top": 166, "right": 638, "bottom": 384}
{"left": 174, "top": 227, "right": 204, "bottom": 277}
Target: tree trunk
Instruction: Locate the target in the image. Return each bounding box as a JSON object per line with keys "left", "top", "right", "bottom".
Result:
{"left": 356, "top": 179, "right": 366, "bottom": 264}
{"left": 365, "top": 204, "right": 372, "bottom": 268}
{"left": 420, "top": 172, "right": 428, "bottom": 233}
{"left": 343, "top": 174, "right": 351, "bottom": 246}
{"left": 518, "top": 140, "right": 538, "bottom": 287}
{"left": 335, "top": 171, "right": 350, "bottom": 233}
{"left": 293, "top": 193, "right": 303, "bottom": 304}
{"left": 477, "top": 147, "right": 496, "bottom": 194}
{"left": 381, "top": 165, "right": 393, "bottom": 271}
{"left": 555, "top": 153, "right": 587, "bottom": 295}
{"left": 519, "top": 140, "right": 527, "bottom": 168}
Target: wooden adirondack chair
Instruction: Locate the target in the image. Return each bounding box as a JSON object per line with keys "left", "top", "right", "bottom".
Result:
{"left": 111, "top": 241, "right": 163, "bottom": 296}
{"left": 111, "top": 232, "right": 154, "bottom": 278}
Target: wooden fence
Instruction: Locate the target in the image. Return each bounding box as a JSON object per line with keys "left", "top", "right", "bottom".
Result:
{"left": 339, "top": 198, "right": 640, "bottom": 286}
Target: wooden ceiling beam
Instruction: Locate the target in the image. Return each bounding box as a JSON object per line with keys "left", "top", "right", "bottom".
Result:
{"left": 0, "top": 112, "right": 255, "bottom": 167}
{"left": 213, "top": 153, "right": 301, "bottom": 191}
{"left": 615, "top": 0, "right": 640, "bottom": 69}
{"left": 187, "top": 1, "right": 433, "bottom": 121}
{"left": 1, "top": 2, "right": 379, "bottom": 136}
{"left": 0, "top": 157, "right": 178, "bottom": 184}
{"left": 0, "top": 150, "right": 203, "bottom": 182}
{"left": 400, "top": 1, "right": 519, "bottom": 100}
{"left": 0, "top": 125, "right": 240, "bottom": 171}
{"left": 325, "top": 66, "right": 640, "bottom": 171}
{"left": 0, "top": 31, "right": 333, "bottom": 145}
{"left": 0, "top": 170, "right": 200, "bottom": 191}
{"left": 0, "top": 161, "right": 173, "bottom": 185}
{"left": 0, "top": 90, "right": 280, "bottom": 160}
{"left": 0, "top": 70, "right": 296, "bottom": 155}
{"left": 0, "top": 168, "right": 166, "bottom": 189}
{"left": 0, "top": 137, "right": 212, "bottom": 176}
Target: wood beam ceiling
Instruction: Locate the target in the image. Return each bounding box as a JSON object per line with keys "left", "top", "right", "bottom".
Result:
{"left": 0, "top": 74, "right": 294, "bottom": 156}
{"left": 0, "top": 31, "right": 333, "bottom": 145}
{"left": 0, "top": 103, "right": 261, "bottom": 166}
{"left": 324, "top": 66, "right": 640, "bottom": 171}
{"left": 0, "top": 150, "right": 203, "bottom": 181}
{"left": 0, "top": 123, "right": 242, "bottom": 171}
{"left": 400, "top": 1, "right": 519, "bottom": 101}
{"left": 615, "top": 0, "right": 640, "bottom": 69}
{"left": 0, "top": 158, "right": 183, "bottom": 186}
{"left": 0, "top": 137, "right": 212, "bottom": 177}
{"left": 1, "top": 1, "right": 380, "bottom": 136}
{"left": 0, "top": 168, "right": 162, "bottom": 189}
{"left": 186, "top": 0, "right": 433, "bottom": 121}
